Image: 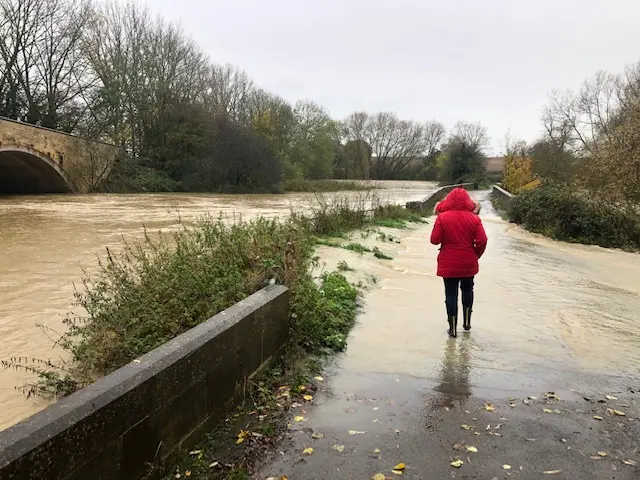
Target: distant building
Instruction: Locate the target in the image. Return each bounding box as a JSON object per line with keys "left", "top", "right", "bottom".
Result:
{"left": 484, "top": 156, "right": 505, "bottom": 179}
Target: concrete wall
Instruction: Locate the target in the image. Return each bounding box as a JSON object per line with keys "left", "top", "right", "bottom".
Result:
{"left": 405, "top": 183, "right": 475, "bottom": 215}
{"left": 0, "top": 117, "right": 119, "bottom": 193}
{"left": 491, "top": 185, "right": 514, "bottom": 211}
{"left": 0, "top": 285, "right": 289, "bottom": 480}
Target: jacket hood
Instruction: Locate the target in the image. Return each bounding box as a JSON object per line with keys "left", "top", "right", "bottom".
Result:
{"left": 436, "top": 187, "right": 475, "bottom": 212}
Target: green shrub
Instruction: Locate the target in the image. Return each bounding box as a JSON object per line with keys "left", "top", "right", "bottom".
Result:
{"left": 509, "top": 182, "right": 640, "bottom": 249}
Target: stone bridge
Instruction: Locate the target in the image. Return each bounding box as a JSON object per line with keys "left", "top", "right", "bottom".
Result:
{"left": 0, "top": 117, "right": 119, "bottom": 194}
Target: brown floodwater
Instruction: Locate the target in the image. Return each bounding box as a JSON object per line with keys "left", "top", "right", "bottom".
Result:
{"left": 0, "top": 181, "right": 437, "bottom": 431}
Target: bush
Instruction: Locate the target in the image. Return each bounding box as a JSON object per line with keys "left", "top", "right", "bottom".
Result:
{"left": 99, "top": 160, "right": 181, "bottom": 193}
{"left": 509, "top": 182, "right": 640, "bottom": 249}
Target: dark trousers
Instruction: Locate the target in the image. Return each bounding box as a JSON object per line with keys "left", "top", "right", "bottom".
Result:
{"left": 443, "top": 277, "right": 474, "bottom": 318}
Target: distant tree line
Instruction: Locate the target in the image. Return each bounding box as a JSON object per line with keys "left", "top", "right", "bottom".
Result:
{"left": 0, "top": 0, "right": 489, "bottom": 192}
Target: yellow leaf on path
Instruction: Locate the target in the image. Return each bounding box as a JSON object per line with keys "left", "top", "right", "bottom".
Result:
{"left": 622, "top": 459, "right": 637, "bottom": 466}
{"left": 332, "top": 444, "right": 344, "bottom": 453}
{"left": 374, "top": 448, "right": 381, "bottom": 453}
{"left": 302, "top": 447, "right": 314, "bottom": 455}
{"left": 450, "top": 459, "right": 464, "bottom": 468}
{"left": 466, "top": 446, "right": 478, "bottom": 453}
{"left": 314, "top": 376, "right": 324, "bottom": 382}
{"left": 372, "top": 475, "right": 386, "bottom": 480}
{"left": 597, "top": 451, "right": 608, "bottom": 457}
{"left": 612, "top": 409, "right": 626, "bottom": 416}
{"left": 590, "top": 456, "right": 602, "bottom": 460}
{"left": 605, "top": 395, "right": 617, "bottom": 400}
{"left": 349, "top": 430, "right": 367, "bottom": 435}
{"left": 303, "top": 394, "right": 313, "bottom": 401}
{"left": 593, "top": 416, "right": 603, "bottom": 420}
{"left": 543, "top": 470, "right": 562, "bottom": 474}
{"left": 185, "top": 471, "right": 191, "bottom": 478}
{"left": 235, "top": 437, "right": 245, "bottom": 444}
{"left": 298, "top": 385, "right": 307, "bottom": 391}
{"left": 294, "top": 416, "right": 306, "bottom": 422}
{"left": 311, "top": 433, "right": 324, "bottom": 439}
{"left": 543, "top": 409, "right": 553, "bottom": 413}
{"left": 393, "top": 463, "right": 406, "bottom": 471}
{"left": 391, "top": 470, "right": 403, "bottom": 476}
{"left": 485, "top": 403, "right": 495, "bottom": 412}
{"left": 460, "top": 424, "right": 473, "bottom": 430}
{"left": 503, "top": 465, "right": 512, "bottom": 470}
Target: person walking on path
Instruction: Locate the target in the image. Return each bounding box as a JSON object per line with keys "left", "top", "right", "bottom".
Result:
{"left": 430, "top": 188, "right": 487, "bottom": 337}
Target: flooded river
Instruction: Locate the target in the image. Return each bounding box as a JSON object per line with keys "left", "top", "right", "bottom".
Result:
{"left": 2, "top": 184, "right": 640, "bottom": 434}
{"left": 0, "top": 181, "right": 437, "bottom": 431}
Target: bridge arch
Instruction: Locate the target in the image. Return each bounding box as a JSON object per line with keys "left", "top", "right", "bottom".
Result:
{"left": 0, "top": 145, "right": 76, "bottom": 194}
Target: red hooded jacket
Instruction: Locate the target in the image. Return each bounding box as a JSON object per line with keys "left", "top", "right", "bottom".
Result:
{"left": 430, "top": 188, "right": 488, "bottom": 278}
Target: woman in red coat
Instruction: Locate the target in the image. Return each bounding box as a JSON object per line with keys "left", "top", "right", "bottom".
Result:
{"left": 430, "top": 188, "right": 487, "bottom": 337}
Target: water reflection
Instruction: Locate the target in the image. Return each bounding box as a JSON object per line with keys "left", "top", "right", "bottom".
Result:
{"left": 435, "top": 336, "right": 473, "bottom": 398}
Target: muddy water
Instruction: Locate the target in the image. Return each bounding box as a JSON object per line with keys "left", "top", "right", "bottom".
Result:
{"left": 319, "top": 191, "right": 640, "bottom": 395}
{"left": 0, "top": 181, "right": 437, "bottom": 431}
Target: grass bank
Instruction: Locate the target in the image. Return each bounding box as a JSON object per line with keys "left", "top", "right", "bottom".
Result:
{"left": 2, "top": 193, "right": 424, "bottom": 478}
{"left": 281, "top": 178, "right": 374, "bottom": 193}
{"left": 507, "top": 182, "right": 640, "bottom": 250}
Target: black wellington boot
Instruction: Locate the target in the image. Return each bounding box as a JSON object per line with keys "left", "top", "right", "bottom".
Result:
{"left": 447, "top": 316, "right": 457, "bottom": 338}
{"left": 463, "top": 307, "right": 472, "bottom": 331}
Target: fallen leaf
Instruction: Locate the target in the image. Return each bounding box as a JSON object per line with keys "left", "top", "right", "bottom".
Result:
{"left": 590, "top": 456, "right": 602, "bottom": 460}
{"left": 528, "top": 396, "right": 538, "bottom": 400}
{"left": 302, "top": 447, "right": 314, "bottom": 455}
{"left": 543, "top": 408, "right": 553, "bottom": 413}
{"left": 543, "top": 470, "right": 562, "bottom": 475}
{"left": 474, "top": 432, "right": 481, "bottom": 436}
{"left": 611, "top": 409, "right": 626, "bottom": 416}
{"left": 391, "top": 471, "right": 403, "bottom": 476}
{"left": 503, "top": 464, "right": 512, "bottom": 470}
{"left": 523, "top": 399, "right": 531, "bottom": 405}
{"left": 622, "top": 459, "right": 637, "bottom": 466}
{"left": 393, "top": 463, "right": 406, "bottom": 471}
{"left": 294, "top": 416, "right": 306, "bottom": 422}
{"left": 332, "top": 444, "right": 344, "bottom": 453}
{"left": 526, "top": 438, "right": 536, "bottom": 441}
{"left": 349, "top": 430, "right": 367, "bottom": 435}
{"left": 466, "top": 446, "right": 478, "bottom": 453}
{"left": 605, "top": 395, "right": 617, "bottom": 400}
{"left": 374, "top": 448, "right": 381, "bottom": 453}
{"left": 208, "top": 462, "right": 219, "bottom": 468}
{"left": 598, "top": 451, "right": 608, "bottom": 457}
{"left": 235, "top": 437, "right": 245, "bottom": 444}
{"left": 373, "top": 407, "right": 379, "bottom": 411}
{"left": 460, "top": 424, "right": 473, "bottom": 430}
{"left": 451, "top": 459, "right": 464, "bottom": 468}
{"left": 311, "top": 433, "right": 324, "bottom": 439}
{"left": 303, "top": 394, "right": 314, "bottom": 401}
{"left": 510, "top": 403, "right": 516, "bottom": 408}
{"left": 372, "top": 474, "right": 386, "bottom": 480}
{"left": 188, "top": 450, "right": 201, "bottom": 456}
{"left": 485, "top": 403, "right": 495, "bottom": 412}
{"left": 314, "top": 376, "right": 324, "bottom": 382}
{"left": 594, "top": 415, "right": 603, "bottom": 420}
{"left": 185, "top": 472, "right": 191, "bottom": 478}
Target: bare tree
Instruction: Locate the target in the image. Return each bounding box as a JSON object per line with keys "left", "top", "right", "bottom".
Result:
{"left": 423, "top": 119, "right": 446, "bottom": 159}
{"left": 365, "top": 112, "right": 425, "bottom": 179}
{"left": 450, "top": 121, "right": 489, "bottom": 151}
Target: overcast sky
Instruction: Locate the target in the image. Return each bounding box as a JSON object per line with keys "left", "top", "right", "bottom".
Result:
{"left": 152, "top": 0, "right": 640, "bottom": 155}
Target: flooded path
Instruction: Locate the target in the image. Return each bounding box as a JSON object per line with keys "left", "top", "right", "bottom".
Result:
{"left": 0, "top": 182, "right": 437, "bottom": 431}
{"left": 259, "top": 191, "right": 640, "bottom": 479}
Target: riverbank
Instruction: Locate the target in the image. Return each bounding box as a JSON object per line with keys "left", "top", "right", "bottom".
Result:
{"left": 163, "top": 218, "right": 431, "bottom": 479}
